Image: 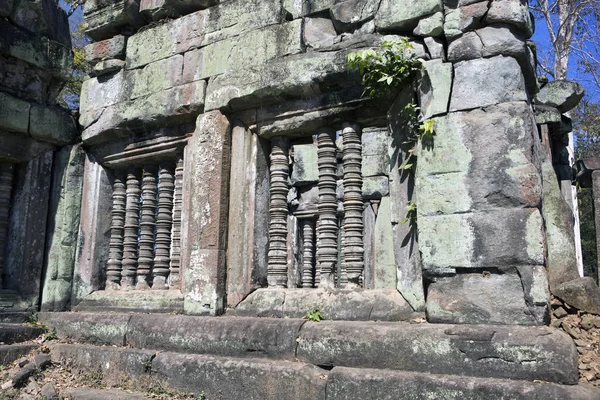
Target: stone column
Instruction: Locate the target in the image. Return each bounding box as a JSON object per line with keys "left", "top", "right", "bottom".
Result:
{"left": 0, "top": 163, "right": 14, "bottom": 288}
{"left": 169, "top": 156, "right": 184, "bottom": 289}
{"left": 106, "top": 172, "right": 126, "bottom": 290}
{"left": 267, "top": 137, "right": 290, "bottom": 288}
{"left": 301, "top": 218, "right": 315, "bottom": 288}
{"left": 137, "top": 165, "right": 157, "bottom": 290}
{"left": 153, "top": 164, "right": 175, "bottom": 289}
{"left": 341, "top": 123, "right": 364, "bottom": 288}
{"left": 317, "top": 127, "right": 338, "bottom": 288}
{"left": 121, "top": 167, "right": 141, "bottom": 289}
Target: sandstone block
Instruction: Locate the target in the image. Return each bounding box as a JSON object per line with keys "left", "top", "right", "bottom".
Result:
{"left": 129, "top": 54, "right": 183, "bottom": 99}
{"left": 447, "top": 32, "right": 483, "bottom": 61}
{"left": 29, "top": 105, "right": 78, "bottom": 145}
{"left": 0, "top": 91, "right": 31, "bottom": 134}
{"left": 38, "top": 312, "right": 130, "bottom": 346}
{"left": 139, "top": 0, "right": 216, "bottom": 21}
{"left": 362, "top": 176, "right": 389, "bottom": 198}
{"left": 9, "top": 0, "right": 71, "bottom": 46}
{"left": 554, "top": 277, "right": 600, "bottom": 315}
{"left": 291, "top": 143, "right": 319, "bottom": 185}
{"left": 424, "top": 36, "right": 445, "bottom": 59}
{"left": 376, "top": 0, "right": 442, "bottom": 32}
{"left": 80, "top": 70, "right": 129, "bottom": 114}
{"left": 83, "top": 0, "right": 141, "bottom": 41}
{"left": 413, "top": 11, "right": 444, "bottom": 37}
{"left": 418, "top": 59, "right": 452, "bottom": 118}
{"left": 443, "top": 1, "right": 488, "bottom": 38}
{"left": 373, "top": 197, "right": 396, "bottom": 288}
{"left": 92, "top": 58, "right": 126, "bottom": 76}
{"left": 418, "top": 208, "right": 545, "bottom": 271}
{"left": 304, "top": 17, "right": 338, "bottom": 49}
{"left": 478, "top": 25, "right": 527, "bottom": 59}
{"left": 535, "top": 80, "right": 585, "bottom": 113}
{"left": 486, "top": 0, "right": 534, "bottom": 38}
{"left": 450, "top": 56, "right": 527, "bottom": 111}
{"left": 330, "top": 0, "right": 379, "bottom": 32}
{"left": 83, "top": 35, "right": 127, "bottom": 64}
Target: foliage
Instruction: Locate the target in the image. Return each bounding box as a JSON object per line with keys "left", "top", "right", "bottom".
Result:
{"left": 346, "top": 39, "right": 422, "bottom": 98}
{"left": 304, "top": 307, "right": 324, "bottom": 322}
{"left": 57, "top": 21, "right": 92, "bottom": 110}
{"left": 44, "top": 329, "right": 58, "bottom": 341}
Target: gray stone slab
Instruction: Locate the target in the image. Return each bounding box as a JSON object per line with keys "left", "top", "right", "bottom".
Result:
{"left": 536, "top": 80, "right": 585, "bottom": 113}
{"left": 0, "top": 91, "right": 30, "bottom": 134}
{"left": 29, "top": 105, "right": 78, "bottom": 145}
{"left": 291, "top": 143, "right": 319, "bottom": 185}
{"left": 73, "top": 290, "right": 184, "bottom": 314}
{"left": 38, "top": 312, "right": 130, "bottom": 346}
{"left": 126, "top": 314, "right": 303, "bottom": 359}
{"left": 418, "top": 59, "right": 452, "bottom": 119}
{"left": 83, "top": 0, "right": 141, "bottom": 42}
{"left": 62, "top": 388, "right": 150, "bottom": 400}
{"left": 0, "top": 344, "right": 38, "bottom": 365}
{"left": 486, "top": 0, "right": 534, "bottom": 38}
{"left": 0, "top": 324, "right": 44, "bottom": 344}
{"left": 231, "top": 288, "right": 415, "bottom": 321}
{"left": 83, "top": 35, "right": 127, "bottom": 64}
{"left": 327, "top": 367, "right": 600, "bottom": 400}
{"left": 296, "top": 322, "right": 578, "bottom": 384}
{"left": 375, "top": 0, "right": 442, "bottom": 31}
{"left": 153, "top": 352, "right": 328, "bottom": 400}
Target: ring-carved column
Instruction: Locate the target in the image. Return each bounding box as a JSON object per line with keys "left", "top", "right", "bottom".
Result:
{"left": 0, "top": 163, "right": 14, "bottom": 288}
{"left": 169, "top": 156, "right": 184, "bottom": 289}
{"left": 106, "top": 172, "right": 126, "bottom": 290}
{"left": 301, "top": 218, "right": 315, "bottom": 288}
{"left": 137, "top": 165, "right": 158, "bottom": 290}
{"left": 342, "top": 123, "right": 364, "bottom": 288}
{"left": 153, "top": 164, "right": 174, "bottom": 289}
{"left": 122, "top": 168, "right": 141, "bottom": 289}
{"left": 267, "top": 137, "right": 290, "bottom": 288}
{"left": 317, "top": 128, "right": 338, "bottom": 288}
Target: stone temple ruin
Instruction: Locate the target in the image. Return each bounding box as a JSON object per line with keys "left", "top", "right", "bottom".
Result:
{"left": 2, "top": 0, "right": 600, "bottom": 398}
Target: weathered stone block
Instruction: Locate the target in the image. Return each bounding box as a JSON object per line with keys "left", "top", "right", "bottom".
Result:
{"left": 373, "top": 197, "right": 396, "bottom": 288}
{"left": 182, "top": 111, "right": 230, "bottom": 315}
{"left": 0, "top": 91, "right": 31, "bottom": 134}
{"left": 535, "top": 80, "right": 585, "bottom": 113}
{"left": 9, "top": 0, "right": 71, "bottom": 46}
{"left": 417, "top": 172, "right": 471, "bottom": 215}
{"left": 139, "top": 0, "right": 216, "bottom": 21}
{"left": 427, "top": 272, "right": 546, "bottom": 325}
{"left": 291, "top": 143, "right": 318, "bottom": 185}
{"left": 443, "top": 1, "right": 488, "bottom": 38}
{"left": 304, "top": 17, "right": 338, "bottom": 49}
{"left": 362, "top": 176, "right": 389, "bottom": 198}
{"left": 450, "top": 56, "right": 528, "bottom": 111}
{"left": 447, "top": 31, "right": 483, "bottom": 61}
{"left": 375, "top": 0, "right": 442, "bottom": 32}
{"left": 486, "top": 0, "right": 534, "bottom": 38}
{"left": 92, "top": 58, "right": 126, "bottom": 76}
{"left": 330, "top": 0, "right": 379, "bottom": 32}
{"left": 129, "top": 54, "right": 183, "bottom": 99}
{"left": 182, "top": 20, "right": 302, "bottom": 82}
{"left": 80, "top": 70, "right": 129, "bottom": 114}
{"left": 29, "top": 105, "right": 78, "bottom": 145}
{"left": 413, "top": 11, "right": 444, "bottom": 36}
{"left": 81, "top": 80, "right": 206, "bottom": 145}
{"left": 38, "top": 312, "right": 129, "bottom": 346}
{"left": 554, "top": 277, "right": 600, "bottom": 315}
{"left": 296, "top": 322, "right": 578, "bottom": 384}
{"left": 424, "top": 36, "right": 445, "bottom": 60}
{"left": 478, "top": 25, "right": 527, "bottom": 59}
{"left": 418, "top": 208, "right": 545, "bottom": 271}
{"left": 83, "top": 0, "right": 141, "bottom": 41}
{"left": 83, "top": 34, "right": 127, "bottom": 64}
{"left": 418, "top": 59, "right": 452, "bottom": 118}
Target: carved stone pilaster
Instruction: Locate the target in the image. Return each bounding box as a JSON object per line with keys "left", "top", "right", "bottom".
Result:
{"left": 153, "top": 164, "right": 174, "bottom": 289}
{"left": 136, "top": 165, "right": 157, "bottom": 290}
{"left": 169, "top": 156, "right": 184, "bottom": 289}
{"left": 267, "top": 137, "right": 290, "bottom": 288}
{"left": 317, "top": 128, "right": 338, "bottom": 288}
{"left": 342, "top": 123, "right": 364, "bottom": 288}
{"left": 301, "top": 218, "right": 315, "bottom": 288}
{"left": 0, "top": 163, "right": 14, "bottom": 289}
{"left": 106, "top": 172, "right": 126, "bottom": 290}
{"left": 121, "top": 168, "right": 141, "bottom": 289}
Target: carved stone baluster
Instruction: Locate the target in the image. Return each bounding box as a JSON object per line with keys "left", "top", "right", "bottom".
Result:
{"left": 342, "top": 124, "right": 364, "bottom": 288}
{"left": 106, "top": 172, "right": 126, "bottom": 290}
{"left": 169, "top": 156, "right": 184, "bottom": 289}
{"left": 153, "top": 164, "right": 175, "bottom": 289}
{"left": 0, "top": 163, "right": 14, "bottom": 288}
{"left": 301, "top": 218, "right": 315, "bottom": 288}
{"left": 136, "top": 165, "right": 157, "bottom": 290}
{"left": 267, "top": 137, "right": 290, "bottom": 288}
{"left": 317, "top": 128, "right": 338, "bottom": 288}
{"left": 122, "top": 168, "right": 141, "bottom": 289}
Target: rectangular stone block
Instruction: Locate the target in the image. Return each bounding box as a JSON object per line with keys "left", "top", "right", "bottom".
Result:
{"left": 38, "top": 312, "right": 129, "bottom": 346}
{"left": 291, "top": 142, "right": 318, "bottom": 185}
{"left": 127, "top": 0, "right": 284, "bottom": 69}
{"left": 80, "top": 70, "right": 129, "bottom": 114}
{"left": 84, "top": 0, "right": 141, "bottom": 41}
{"left": 182, "top": 19, "right": 303, "bottom": 81}
{"left": 373, "top": 197, "right": 396, "bottom": 288}
{"left": 29, "top": 104, "right": 78, "bottom": 145}
{"left": 139, "top": 0, "right": 216, "bottom": 21}
{"left": 375, "top": 0, "right": 442, "bottom": 31}
{"left": 0, "top": 91, "right": 30, "bottom": 134}
{"left": 418, "top": 208, "right": 545, "bottom": 271}
{"left": 81, "top": 80, "right": 206, "bottom": 145}
{"left": 129, "top": 54, "right": 183, "bottom": 99}
{"left": 83, "top": 34, "right": 127, "bottom": 64}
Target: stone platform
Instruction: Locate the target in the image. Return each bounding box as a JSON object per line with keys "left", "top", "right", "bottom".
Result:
{"left": 37, "top": 312, "right": 600, "bottom": 399}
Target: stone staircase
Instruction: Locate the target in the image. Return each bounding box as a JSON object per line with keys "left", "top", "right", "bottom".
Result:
{"left": 31, "top": 312, "right": 600, "bottom": 399}
{"left": 0, "top": 312, "right": 44, "bottom": 367}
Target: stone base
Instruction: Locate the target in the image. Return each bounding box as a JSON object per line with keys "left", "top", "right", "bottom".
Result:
{"left": 40, "top": 312, "right": 579, "bottom": 385}
{"left": 74, "top": 290, "right": 184, "bottom": 313}
{"left": 49, "top": 342, "right": 598, "bottom": 400}
{"left": 230, "top": 288, "right": 417, "bottom": 321}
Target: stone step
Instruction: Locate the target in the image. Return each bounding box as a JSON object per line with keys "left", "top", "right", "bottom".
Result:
{"left": 0, "top": 344, "right": 39, "bottom": 365}
{"left": 0, "top": 312, "right": 30, "bottom": 324}
{"left": 0, "top": 323, "right": 45, "bottom": 344}
{"left": 62, "top": 388, "right": 151, "bottom": 399}
{"left": 39, "top": 312, "right": 579, "bottom": 384}
{"left": 49, "top": 343, "right": 600, "bottom": 400}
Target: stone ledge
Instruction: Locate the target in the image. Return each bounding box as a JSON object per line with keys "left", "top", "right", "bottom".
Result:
{"left": 72, "top": 290, "right": 185, "bottom": 314}
{"left": 229, "top": 288, "right": 416, "bottom": 321}
{"left": 0, "top": 323, "right": 45, "bottom": 345}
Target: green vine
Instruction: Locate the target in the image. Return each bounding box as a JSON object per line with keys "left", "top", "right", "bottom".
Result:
{"left": 347, "top": 39, "right": 436, "bottom": 226}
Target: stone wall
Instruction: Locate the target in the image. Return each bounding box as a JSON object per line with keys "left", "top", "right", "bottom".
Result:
{"left": 65, "top": 0, "right": 579, "bottom": 324}
{"left": 0, "top": 0, "right": 78, "bottom": 310}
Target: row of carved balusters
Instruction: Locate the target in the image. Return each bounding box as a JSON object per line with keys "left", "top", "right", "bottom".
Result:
{"left": 267, "top": 125, "right": 363, "bottom": 289}
{"left": 0, "top": 163, "right": 14, "bottom": 289}
{"left": 105, "top": 157, "right": 183, "bottom": 290}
